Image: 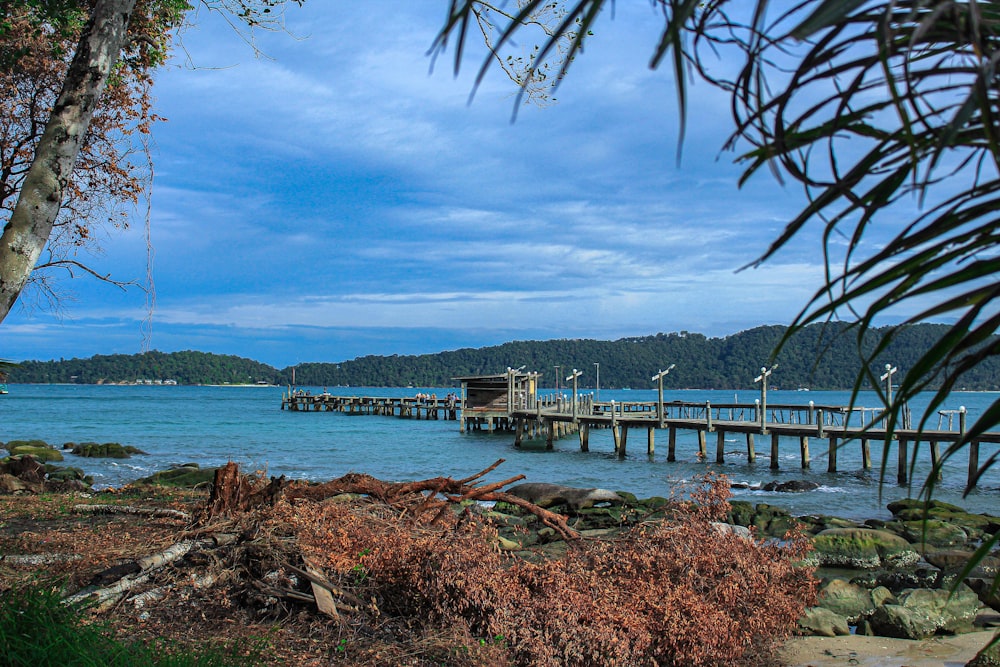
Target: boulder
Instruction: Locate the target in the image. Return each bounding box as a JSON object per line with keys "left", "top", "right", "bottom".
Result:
{"left": 0, "top": 473, "right": 33, "bottom": 494}
{"left": 868, "top": 585, "right": 981, "bottom": 639}
{"left": 132, "top": 464, "right": 217, "bottom": 488}
{"left": 506, "top": 483, "right": 624, "bottom": 510}
{"left": 710, "top": 522, "right": 752, "bottom": 539}
{"left": 5, "top": 442, "right": 63, "bottom": 463}
{"left": 726, "top": 500, "right": 755, "bottom": 527}
{"left": 811, "top": 527, "right": 920, "bottom": 569}
{"left": 798, "top": 607, "right": 850, "bottom": 637}
{"left": 818, "top": 578, "right": 876, "bottom": 623}
{"left": 898, "top": 519, "right": 969, "bottom": 548}
{"left": 762, "top": 480, "right": 820, "bottom": 493}
{"left": 70, "top": 442, "right": 147, "bottom": 458}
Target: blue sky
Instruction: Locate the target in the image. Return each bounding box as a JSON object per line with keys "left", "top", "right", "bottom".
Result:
{"left": 0, "top": 2, "right": 907, "bottom": 368}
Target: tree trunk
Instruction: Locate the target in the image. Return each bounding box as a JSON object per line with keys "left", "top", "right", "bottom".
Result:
{"left": 0, "top": 0, "right": 137, "bottom": 322}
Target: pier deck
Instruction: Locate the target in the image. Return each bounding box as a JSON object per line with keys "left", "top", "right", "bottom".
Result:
{"left": 282, "top": 390, "right": 997, "bottom": 488}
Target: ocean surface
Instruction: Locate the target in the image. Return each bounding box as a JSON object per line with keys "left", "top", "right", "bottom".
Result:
{"left": 1, "top": 384, "right": 997, "bottom": 520}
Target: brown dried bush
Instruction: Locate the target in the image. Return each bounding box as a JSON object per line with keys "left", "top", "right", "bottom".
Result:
{"left": 270, "top": 474, "right": 816, "bottom": 666}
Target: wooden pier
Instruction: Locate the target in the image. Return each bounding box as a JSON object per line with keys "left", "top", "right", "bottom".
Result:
{"left": 281, "top": 371, "right": 999, "bottom": 489}
{"left": 282, "top": 392, "right": 461, "bottom": 421}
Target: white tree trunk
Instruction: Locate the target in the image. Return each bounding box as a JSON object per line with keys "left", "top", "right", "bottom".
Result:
{"left": 0, "top": 0, "right": 137, "bottom": 322}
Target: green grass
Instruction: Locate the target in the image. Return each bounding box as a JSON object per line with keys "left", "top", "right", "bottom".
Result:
{"left": 0, "top": 583, "right": 270, "bottom": 667}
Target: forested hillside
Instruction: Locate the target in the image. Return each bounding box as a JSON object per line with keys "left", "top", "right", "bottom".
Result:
{"left": 7, "top": 324, "right": 1000, "bottom": 390}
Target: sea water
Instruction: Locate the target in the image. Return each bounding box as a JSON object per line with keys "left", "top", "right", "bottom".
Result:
{"left": 1, "top": 384, "right": 997, "bottom": 520}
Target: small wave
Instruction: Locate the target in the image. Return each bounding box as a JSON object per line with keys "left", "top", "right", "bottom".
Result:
{"left": 815, "top": 485, "right": 847, "bottom": 493}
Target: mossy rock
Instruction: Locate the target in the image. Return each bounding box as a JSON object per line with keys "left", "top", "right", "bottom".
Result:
{"left": 615, "top": 491, "right": 639, "bottom": 505}
{"left": 4, "top": 439, "right": 50, "bottom": 452}
{"left": 132, "top": 464, "right": 216, "bottom": 488}
{"left": 898, "top": 519, "right": 968, "bottom": 548}
{"left": 887, "top": 498, "right": 966, "bottom": 516}
{"left": 6, "top": 442, "right": 63, "bottom": 463}
{"left": 818, "top": 578, "right": 876, "bottom": 623}
{"left": 811, "top": 528, "right": 919, "bottom": 569}
{"left": 727, "top": 500, "right": 755, "bottom": 527}
{"left": 764, "top": 514, "right": 799, "bottom": 538}
{"left": 70, "top": 442, "right": 147, "bottom": 459}
{"left": 642, "top": 495, "right": 670, "bottom": 509}
{"left": 44, "top": 465, "right": 94, "bottom": 486}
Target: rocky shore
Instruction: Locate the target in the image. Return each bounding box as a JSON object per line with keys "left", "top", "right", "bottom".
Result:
{"left": 2, "top": 439, "right": 999, "bottom": 665}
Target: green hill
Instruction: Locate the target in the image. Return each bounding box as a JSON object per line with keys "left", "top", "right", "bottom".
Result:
{"left": 7, "top": 323, "right": 999, "bottom": 390}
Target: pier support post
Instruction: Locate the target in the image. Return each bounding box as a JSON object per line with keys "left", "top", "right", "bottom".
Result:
{"left": 697, "top": 431, "right": 707, "bottom": 459}
{"left": 618, "top": 425, "right": 629, "bottom": 459}
{"left": 799, "top": 436, "right": 810, "bottom": 469}
{"left": 929, "top": 441, "right": 941, "bottom": 481}
{"left": 716, "top": 430, "right": 726, "bottom": 463}
{"left": 546, "top": 420, "right": 555, "bottom": 450}
{"left": 514, "top": 419, "right": 524, "bottom": 449}
{"left": 969, "top": 440, "right": 980, "bottom": 489}
{"left": 770, "top": 433, "right": 780, "bottom": 470}
{"left": 898, "top": 437, "right": 908, "bottom": 485}
{"left": 828, "top": 436, "right": 839, "bottom": 473}
{"left": 861, "top": 439, "right": 871, "bottom": 469}
{"left": 579, "top": 424, "right": 590, "bottom": 452}
{"left": 746, "top": 433, "right": 755, "bottom": 463}
{"left": 647, "top": 427, "right": 655, "bottom": 457}
{"left": 668, "top": 427, "right": 677, "bottom": 462}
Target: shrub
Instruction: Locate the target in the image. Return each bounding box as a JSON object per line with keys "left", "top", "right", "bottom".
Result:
{"left": 276, "top": 474, "right": 816, "bottom": 666}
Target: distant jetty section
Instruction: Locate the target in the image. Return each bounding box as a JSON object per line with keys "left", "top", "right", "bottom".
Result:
{"left": 282, "top": 370, "right": 1000, "bottom": 490}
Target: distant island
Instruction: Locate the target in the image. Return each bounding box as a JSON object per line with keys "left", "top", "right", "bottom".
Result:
{"left": 6, "top": 323, "right": 999, "bottom": 391}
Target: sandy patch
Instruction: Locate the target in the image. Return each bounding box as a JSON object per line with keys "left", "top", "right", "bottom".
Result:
{"left": 780, "top": 630, "right": 996, "bottom": 667}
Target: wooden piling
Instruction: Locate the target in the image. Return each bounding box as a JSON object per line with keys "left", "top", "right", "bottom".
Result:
{"left": 716, "top": 430, "right": 726, "bottom": 464}
{"left": 579, "top": 423, "right": 590, "bottom": 452}
{"left": 647, "top": 427, "right": 655, "bottom": 456}
{"left": 668, "top": 427, "right": 677, "bottom": 462}
{"left": 861, "top": 438, "right": 871, "bottom": 469}
{"left": 697, "top": 431, "right": 707, "bottom": 459}
{"left": 828, "top": 436, "right": 838, "bottom": 473}
{"left": 618, "top": 425, "right": 629, "bottom": 459}
{"left": 799, "top": 436, "right": 810, "bottom": 469}
{"left": 746, "top": 433, "right": 755, "bottom": 463}
{"left": 770, "top": 433, "right": 780, "bottom": 470}
{"left": 898, "top": 437, "right": 908, "bottom": 485}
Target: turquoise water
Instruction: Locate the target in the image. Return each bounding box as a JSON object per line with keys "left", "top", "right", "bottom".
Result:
{"left": 1, "top": 385, "right": 997, "bottom": 520}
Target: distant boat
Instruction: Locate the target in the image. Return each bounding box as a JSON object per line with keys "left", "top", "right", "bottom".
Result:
{"left": 797, "top": 387, "right": 810, "bottom": 391}
{"left": 0, "top": 384, "right": 8, "bottom": 395}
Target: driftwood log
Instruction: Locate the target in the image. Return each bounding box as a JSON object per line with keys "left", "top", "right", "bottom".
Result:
{"left": 279, "top": 459, "right": 580, "bottom": 541}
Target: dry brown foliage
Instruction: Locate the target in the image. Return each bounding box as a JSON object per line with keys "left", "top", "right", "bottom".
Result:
{"left": 2, "top": 464, "right": 816, "bottom": 666}
{"left": 249, "top": 468, "right": 817, "bottom": 666}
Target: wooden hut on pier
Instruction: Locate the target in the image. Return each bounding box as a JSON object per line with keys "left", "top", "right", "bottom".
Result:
{"left": 454, "top": 369, "right": 538, "bottom": 433}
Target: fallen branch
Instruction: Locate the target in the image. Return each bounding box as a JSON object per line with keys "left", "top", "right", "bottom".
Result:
{"left": 1, "top": 553, "right": 83, "bottom": 566}
{"left": 64, "top": 535, "right": 230, "bottom": 609}
{"left": 73, "top": 504, "right": 192, "bottom": 522}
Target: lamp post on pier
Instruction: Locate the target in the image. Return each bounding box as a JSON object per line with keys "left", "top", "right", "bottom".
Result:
{"left": 593, "top": 362, "right": 600, "bottom": 401}
{"left": 567, "top": 368, "right": 583, "bottom": 422}
{"left": 880, "top": 363, "right": 898, "bottom": 405}
{"left": 651, "top": 364, "right": 676, "bottom": 428}
{"left": 554, "top": 366, "right": 560, "bottom": 391}
{"left": 754, "top": 364, "right": 777, "bottom": 433}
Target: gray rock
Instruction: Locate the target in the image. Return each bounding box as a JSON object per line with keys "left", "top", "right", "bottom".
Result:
{"left": 506, "top": 483, "right": 624, "bottom": 510}
{"left": 798, "top": 607, "right": 850, "bottom": 637}
{"left": 868, "top": 585, "right": 981, "bottom": 639}
{"left": 818, "top": 578, "right": 875, "bottom": 624}
{"left": 811, "top": 528, "right": 920, "bottom": 570}
{"left": 763, "top": 480, "right": 820, "bottom": 493}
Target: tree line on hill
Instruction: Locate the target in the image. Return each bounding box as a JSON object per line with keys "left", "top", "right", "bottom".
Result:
{"left": 7, "top": 323, "right": 999, "bottom": 391}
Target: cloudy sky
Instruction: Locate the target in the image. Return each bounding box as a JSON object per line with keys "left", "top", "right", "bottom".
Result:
{"left": 0, "top": 2, "right": 902, "bottom": 368}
